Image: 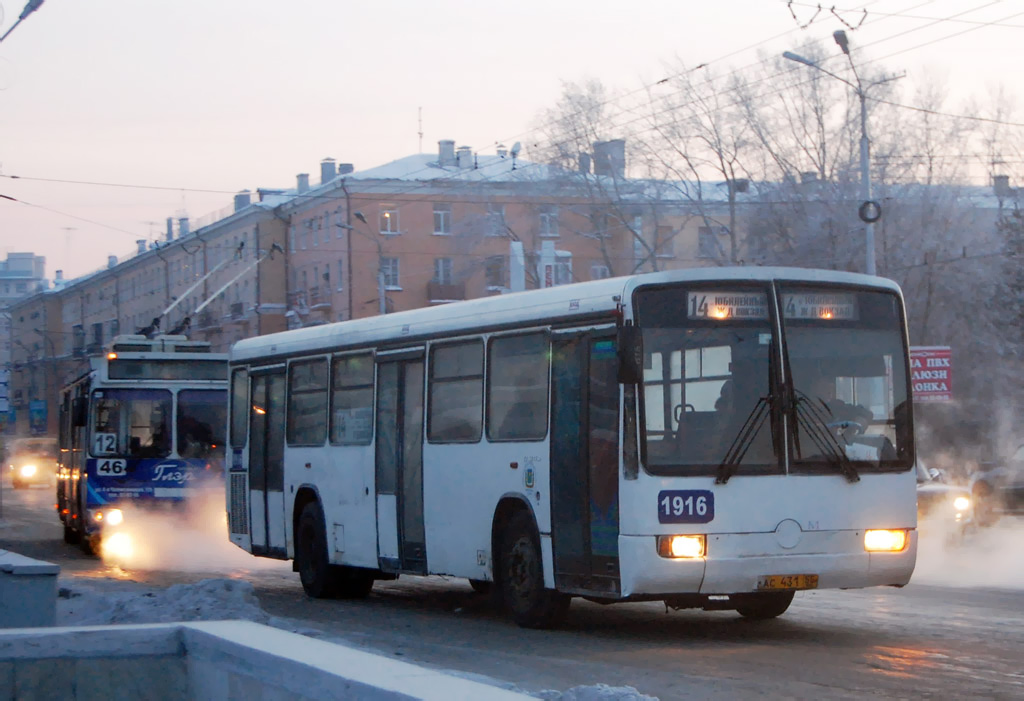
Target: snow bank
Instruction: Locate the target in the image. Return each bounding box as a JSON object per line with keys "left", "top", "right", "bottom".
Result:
{"left": 534, "top": 684, "right": 658, "bottom": 701}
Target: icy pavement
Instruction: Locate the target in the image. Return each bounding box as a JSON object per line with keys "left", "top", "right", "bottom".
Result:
{"left": 54, "top": 576, "right": 655, "bottom": 700}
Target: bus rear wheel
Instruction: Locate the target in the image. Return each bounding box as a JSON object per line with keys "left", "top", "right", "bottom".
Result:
{"left": 734, "top": 591, "right": 794, "bottom": 620}
{"left": 499, "top": 511, "right": 570, "bottom": 629}
{"left": 296, "top": 502, "right": 338, "bottom": 598}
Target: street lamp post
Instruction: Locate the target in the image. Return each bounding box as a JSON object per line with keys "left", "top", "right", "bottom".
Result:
{"left": 783, "top": 31, "right": 898, "bottom": 276}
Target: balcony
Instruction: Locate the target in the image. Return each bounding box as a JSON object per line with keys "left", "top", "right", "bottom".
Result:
{"left": 427, "top": 281, "right": 466, "bottom": 305}
{"left": 229, "top": 302, "right": 245, "bottom": 320}
{"left": 308, "top": 286, "right": 332, "bottom": 311}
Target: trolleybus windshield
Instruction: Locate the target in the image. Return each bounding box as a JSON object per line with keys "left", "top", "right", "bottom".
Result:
{"left": 92, "top": 388, "right": 172, "bottom": 459}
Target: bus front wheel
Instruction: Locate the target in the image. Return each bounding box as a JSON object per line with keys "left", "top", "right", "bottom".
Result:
{"left": 734, "top": 591, "right": 794, "bottom": 620}
{"left": 499, "top": 511, "right": 570, "bottom": 629}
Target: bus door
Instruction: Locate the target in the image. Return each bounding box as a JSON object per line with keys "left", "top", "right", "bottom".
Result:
{"left": 374, "top": 349, "right": 427, "bottom": 574}
{"left": 550, "top": 331, "right": 621, "bottom": 595}
{"left": 248, "top": 368, "right": 287, "bottom": 558}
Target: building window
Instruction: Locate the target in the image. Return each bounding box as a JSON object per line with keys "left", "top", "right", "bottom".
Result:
{"left": 485, "top": 256, "right": 506, "bottom": 289}
{"left": 591, "top": 264, "right": 611, "bottom": 280}
{"left": 381, "top": 257, "right": 400, "bottom": 288}
{"left": 539, "top": 205, "right": 559, "bottom": 237}
{"left": 433, "top": 203, "right": 452, "bottom": 235}
{"left": 324, "top": 212, "right": 332, "bottom": 242}
{"left": 657, "top": 226, "right": 676, "bottom": 258}
{"left": 555, "top": 254, "right": 573, "bottom": 285}
{"left": 485, "top": 203, "right": 506, "bottom": 237}
{"left": 379, "top": 204, "right": 400, "bottom": 234}
{"left": 337, "top": 260, "right": 344, "bottom": 291}
{"left": 434, "top": 258, "right": 453, "bottom": 285}
{"left": 698, "top": 226, "right": 725, "bottom": 258}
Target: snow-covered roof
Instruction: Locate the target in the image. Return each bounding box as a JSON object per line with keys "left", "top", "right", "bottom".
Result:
{"left": 343, "top": 153, "right": 558, "bottom": 183}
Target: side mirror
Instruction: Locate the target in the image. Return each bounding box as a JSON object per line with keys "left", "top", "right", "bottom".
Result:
{"left": 617, "top": 325, "right": 643, "bottom": 385}
{"left": 928, "top": 467, "right": 942, "bottom": 482}
{"left": 72, "top": 398, "right": 88, "bottom": 427}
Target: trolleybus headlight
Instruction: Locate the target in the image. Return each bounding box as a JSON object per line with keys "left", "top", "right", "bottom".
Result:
{"left": 105, "top": 509, "right": 124, "bottom": 526}
{"left": 19, "top": 464, "right": 37, "bottom": 478}
{"left": 953, "top": 496, "right": 970, "bottom": 512}
{"left": 657, "top": 534, "right": 706, "bottom": 559}
{"left": 864, "top": 529, "right": 908, "bottom": 553}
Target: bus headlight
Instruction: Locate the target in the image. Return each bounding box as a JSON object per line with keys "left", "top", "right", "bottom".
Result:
{"left": 19, "top": 464, "right": 37, "bottom": 478}
{"left": 657, "top": 534, "right": 706, "bottom": 559}
{"left": 105, "top": 509, "right": 124, "bottom": 526}
{"left": 953, "top": 496, "right": 970, "bottom": 512}
{"left": 864, "top": 529, "right": 908, "bottom": 553}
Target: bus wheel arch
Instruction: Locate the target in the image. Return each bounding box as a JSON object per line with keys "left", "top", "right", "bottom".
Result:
{"left": 495, "top": 503, "right": 570, "bottom": 628}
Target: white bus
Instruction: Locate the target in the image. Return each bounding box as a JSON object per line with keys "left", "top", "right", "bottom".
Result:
{"left": 57, "top": 335, "right": 228, "bottom": 556}
{"left": 227, "top": 267, "right": 916, "bottom": 627}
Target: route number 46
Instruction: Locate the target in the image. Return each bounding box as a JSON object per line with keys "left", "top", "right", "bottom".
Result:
{"left": 97, "top": 459, "right": 127, "bottom": 476}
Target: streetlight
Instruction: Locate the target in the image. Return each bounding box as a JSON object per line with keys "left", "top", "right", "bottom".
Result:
{"left": 783, "top": 31, "right": 899, "bottom": 276}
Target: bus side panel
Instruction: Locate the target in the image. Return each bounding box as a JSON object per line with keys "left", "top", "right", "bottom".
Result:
{"left": 422, "top": 441, "right": 548, "bottom": 580}
{"left": 316, "top": 444, "right": 379, "bottom": 569}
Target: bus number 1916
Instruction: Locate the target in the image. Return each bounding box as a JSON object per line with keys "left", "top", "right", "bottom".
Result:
{"left": 658, "top": 490, "right": 715, "bottom": 524}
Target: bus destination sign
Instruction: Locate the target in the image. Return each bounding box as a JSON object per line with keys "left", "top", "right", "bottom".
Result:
{"left": 688, "top": 291, "right": 768, "bottom": 320}
{"left": 782, "top": 292, "right": 858, "bottom": 320}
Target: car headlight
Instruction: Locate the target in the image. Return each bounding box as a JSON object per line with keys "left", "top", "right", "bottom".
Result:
{"left": 19, "top": 464, "right": 38, "bottom": 477}
{"left": 953, "top": 496, "right": 970, "bottom": 512}
{"left": 105, "top": 509, "right": 124, "bottom": 526}
{"left": 864, "top": 529, "right": 908, "bottom": 553}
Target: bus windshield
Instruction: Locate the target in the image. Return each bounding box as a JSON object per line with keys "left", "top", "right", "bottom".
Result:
{"left": 782, "top": 286, "right": 911, "bottom": 472}
{"left": 636, "top": 284, "right": 776, "bottom": 477}
{"left": 177, "top": 389, "right": 227, "bottom": 464}
{"left": 92, "top": 388, "right": 172, "bottom": 459}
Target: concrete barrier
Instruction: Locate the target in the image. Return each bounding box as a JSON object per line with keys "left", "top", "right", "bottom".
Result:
{"left": 0, "top": 620, "right": 531, "bottom": 700}
{"left": 0, "top": 550, "right": 59, "bottom": 628}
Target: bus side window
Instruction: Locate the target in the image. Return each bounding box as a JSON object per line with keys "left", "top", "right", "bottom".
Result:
{"left": 330, "top": 353, "right": 374, "bottom": 445}
{"left": 487, "top": 332, "right": 549, "bottom": 441}
{"left": 287, "top": 358, "right": 329, "bottom": 446}
{"left": 427, "top": 340, "right": 483, "bottom": 443}
{"left": 230, "top": 368, "right": 248, "bottom": 448}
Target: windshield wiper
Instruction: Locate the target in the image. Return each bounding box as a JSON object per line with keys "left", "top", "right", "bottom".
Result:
{"left": 792, "top": 390, "right": 860, "bottom": 483}
{"left": 715, "top": 396, "right": 770, "bottom": 485}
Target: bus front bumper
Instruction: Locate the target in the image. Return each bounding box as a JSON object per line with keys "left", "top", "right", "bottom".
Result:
{"left": 617, "top": 530, "right": 917, "bottom": 597}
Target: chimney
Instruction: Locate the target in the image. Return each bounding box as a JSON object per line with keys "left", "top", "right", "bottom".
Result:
{"left": 137, "top": 239, "right": 148, "bottom": 254}
{"left": 55, "top": 270, "right": 63, "bottom": 282}
{"left": 320, "top": 158, "right": 336, "bottom": 184}
{"left": 337, "top": 163, "right": 354, "bottom": 175}
{"left": 456, "top": 145, "right": 473, "bottom": 169}
{"left": 107, "top": 255, "right": 118, "bottom": 269}
{"left": 234, "top": 190, "right": 252, "bottom": 212}
{"left": 800, "top": 171, "right": 818, "bottom": 185}
{"left": 496, "top": 144, "right": 508, "bottom": 158}
{"left": 993, "top": 174, "right": 1012, "bottom": 197}
{"left": 297, "top": 173, "right": 310, "bottom": 193}
{"left": 593, "top": 139, "right": 626, "bottom": 178}
{"left": 438, "top": 139, "right": 456, "bottom": 167}
{"left": 729, "top": 178, "right": 750, "bottom": 194}
{"left": 166, "top": 217, "right": 174, "bottom": 241}
{"left": 178, "top": 217, "right": 190, "bottom": 238}
{"left": 579, "top": 152, "right": 592, "bottom": 174}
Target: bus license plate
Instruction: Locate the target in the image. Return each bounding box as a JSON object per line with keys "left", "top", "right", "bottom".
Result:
{"left": 756, "top": 574, "right": 819, "bottom": 591}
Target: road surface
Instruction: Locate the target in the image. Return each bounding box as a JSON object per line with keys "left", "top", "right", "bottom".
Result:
{"left": 2, "top": 477, "right": 1021, "bottom": 699}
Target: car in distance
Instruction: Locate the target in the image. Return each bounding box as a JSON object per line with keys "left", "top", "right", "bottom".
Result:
{"left": 970, "top": 444, "right": 1024, "bottom": 525}
{"left": 6, "top": 437, "right": 58, "bottom": 489}
{"left": 916, "top": 459, "right": 972, "bottom": 532}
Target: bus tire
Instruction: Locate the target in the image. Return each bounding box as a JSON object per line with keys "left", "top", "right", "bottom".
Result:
{"left": 80, "top": 534, "right": 101, "bottom": 558}
{"left": 63, "top": 523, "right": 81, "bottom": 545}
{"left": 296, "top": 501, "right": 341, "bottom": 599}
{"left": 499, "top": 511, "right": 570, "bottom": 629}
{"left": 734, "top": 591, "right": 794, "bottom": 620}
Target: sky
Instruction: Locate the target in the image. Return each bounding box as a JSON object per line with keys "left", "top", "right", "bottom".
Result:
{"left": 1, "top": 0, "right": 1022, "bottom": 280}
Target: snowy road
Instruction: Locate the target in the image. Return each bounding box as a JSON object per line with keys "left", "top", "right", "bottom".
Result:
{"left": 2, "top": 479, "right": 1023, "bottom": 699}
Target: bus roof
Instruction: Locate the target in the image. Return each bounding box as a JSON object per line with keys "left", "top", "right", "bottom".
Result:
{"left": 230, "top": 267, "right": 901, "bottom": 364}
